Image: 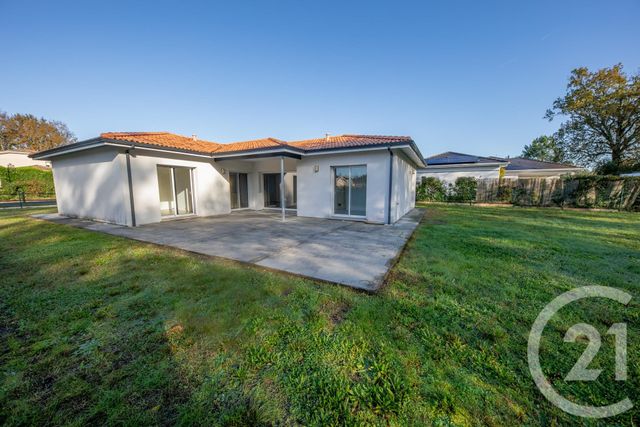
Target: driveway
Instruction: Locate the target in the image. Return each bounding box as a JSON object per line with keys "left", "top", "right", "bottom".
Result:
{"left": 34, "top": 209, "right": 424, "bottom": 291}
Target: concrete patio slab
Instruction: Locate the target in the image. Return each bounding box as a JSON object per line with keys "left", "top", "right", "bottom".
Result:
{"left": 32, "top": 209, "right": 424, "bottom": 291}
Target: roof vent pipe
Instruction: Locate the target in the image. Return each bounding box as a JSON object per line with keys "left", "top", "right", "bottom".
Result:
{"left": 192, "top": 134, "right": 198, "bottom": 141}
{"left": 324, "top": 132, "right": 330, "bottom": 142}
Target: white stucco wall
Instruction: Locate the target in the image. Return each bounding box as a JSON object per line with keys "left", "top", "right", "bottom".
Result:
{"left": 297, "top": 150, "right": 391, "bottom": 224}
{"left": 128, "top": 150, "right": 230, "bottom": 225}
{"left": 217, "top": 157, "right": 297, "bottom": 210}
{"left": 391, "top": 151, "right": 416, "bottom": 223}
{"left": 50, "top": 147, "right": 131, "bottom": 225}
{"left": 249, "top": 158, "right": 298, "bottom": 209}
{"left": 49, "top": 146, "right": 418, "bottom": 226}
{"left": 503, "top": 169, "right": 583, "bottom": 179}
{"left": 417, "top": 165, "right": 501, "bottom": 184}
{"left": 0, "top": 151, "right": 51, "bottom": 168}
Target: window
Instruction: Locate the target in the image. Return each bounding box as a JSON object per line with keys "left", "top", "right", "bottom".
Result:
{"left": 333, "top": 165, "right": 366, "bottom": 216}
{"left": 157, "top": 166, "right": 194, "bottom": 217}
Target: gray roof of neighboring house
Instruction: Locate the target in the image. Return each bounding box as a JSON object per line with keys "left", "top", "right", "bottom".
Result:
{"left": 0, "top": 150, "right": 35, "bottom": 154}
{"left": 504, "top": 157, "right": 583, "bottom": 171}
{"left": 425, "top": 151, "right": 507, "bottom": 166}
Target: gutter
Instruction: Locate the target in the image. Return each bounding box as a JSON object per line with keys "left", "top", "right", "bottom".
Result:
{"left": 504, "top": 168, "right": 585, "bottom": 174}
{"left": 422, "top": 162, "right": 509, "bottom": 170}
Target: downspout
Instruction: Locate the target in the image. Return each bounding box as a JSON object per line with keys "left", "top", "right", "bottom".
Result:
{"left": 280, "top": 156, "right": 285, "bottom": 222}
{"left": 387, "top": 147, "right": 393, "bottom": 224}
{"left": 125, "top": 148, "right": 137, "bottom": 227}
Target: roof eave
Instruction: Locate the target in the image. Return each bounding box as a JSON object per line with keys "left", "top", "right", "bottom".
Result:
{"left": 302, "top": 140, "right": 425, "bottom": 168}
{"left": 212, "top": 146, "right": 305, "bottom": 158}
{"left": 505, "top": 167, "right": 585, "bottom": 173}
{"left": 423, "top": 161, "right": 509, "bottom": 169}
{"left": 30, "top": 137, "right": 110, "bottom": 159}
{"left": 31, "top": 137, "right": 219, "bottom": 160}
{"left": 31, "top": 135, "right": 425, "bottom": 166}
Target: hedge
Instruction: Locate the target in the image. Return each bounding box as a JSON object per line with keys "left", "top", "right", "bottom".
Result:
{"left": 0, "top": 166, "right": 55, "bottom": 200}
{"left": 416, "top": 176, "right": 476, "bottom": 203}
{"left": 419, "top": 175, "right": 640, "bottom": 211}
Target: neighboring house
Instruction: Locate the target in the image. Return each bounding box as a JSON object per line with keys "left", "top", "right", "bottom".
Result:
{"left": 502, "top": 157, "right": 585, "bottom": 179}
{"left": 0, "top": 150, "right": 51, "bottom": 168}
{"left": 416, "top": 152, "right": 509, "bottom": 184}
{"left": 32, "top": 132, "right": 425, "bottom": 226}
{"left": 416, "top": 151, "right": 585, "bottom": 183}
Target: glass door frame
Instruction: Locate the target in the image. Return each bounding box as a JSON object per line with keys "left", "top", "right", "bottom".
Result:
{"left": 157, "top": 165, "right": 196, "bottom": 217}
{"left": 262, "top": 172, "right": 298, "bottom": 210}
{"left": 229, "top": 172, "right": 249, "bottom": 210}
{"left": 331, "top": 165, "right": 367, "bottom": 218}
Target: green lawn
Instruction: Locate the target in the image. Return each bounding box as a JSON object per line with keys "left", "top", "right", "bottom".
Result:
{"left": 1, "top": 205, "right": 638, "bottom": 425}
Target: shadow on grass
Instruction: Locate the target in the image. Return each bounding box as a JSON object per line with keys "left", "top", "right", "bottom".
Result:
{"left": 2, "top": 205, "right": 639, "bottom": 425}
{"left": 0, "top": 214, "right": 314, "bottom": 425}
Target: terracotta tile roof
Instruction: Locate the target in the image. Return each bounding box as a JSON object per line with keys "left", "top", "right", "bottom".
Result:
{"left": 290, "top": 134, "right": 413, "bottom": 151}
{"left": 101, "top": 132, "right": 221, "bottom": 153}
{"left": 213, "top": 137, "right": 289, "bottom": 153}
{"left": 99, "top": 132, "right": 414, "bottom": 155}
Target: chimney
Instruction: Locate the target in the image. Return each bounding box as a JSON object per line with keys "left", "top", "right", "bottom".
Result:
{"left": 324, "top": 132, "right": 331, "bottom": 142}
{"left": 192, "top": 134, "right": 198, "bottom": 141}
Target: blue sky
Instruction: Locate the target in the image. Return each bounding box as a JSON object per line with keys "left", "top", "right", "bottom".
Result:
{"left": 1, "top": 0, "right": 638, "bottom": 157}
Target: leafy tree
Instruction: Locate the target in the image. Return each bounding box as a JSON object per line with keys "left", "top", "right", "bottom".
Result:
{"left": 0, "top": 111, "right": 76, "bottom": 151}
{"left": 450, "top": 177, "right": 477, "bottom": 203}
{"left": 521, "top": 135, "right": 566, "bottom": 163}
{"left": 416, "top": 177, "right": 446, "bottom": 201}
{"left": 546, "top": 64, "right": 640, "bottom": 171}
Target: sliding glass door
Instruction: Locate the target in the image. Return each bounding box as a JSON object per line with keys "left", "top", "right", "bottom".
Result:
{"left": 263, "top": 173, "right": 281, "bottom": 208}
{"left": 263, "top": 173, "right": 297, "bottom": 209}
{"left": 229, "top": 172, "right": 248, "bottom": 209}
{"left": 333, "top": 165, "right": 367, "bottom": 217}
{"left": 157, "top": 166, "right": 194, "bottom": 217}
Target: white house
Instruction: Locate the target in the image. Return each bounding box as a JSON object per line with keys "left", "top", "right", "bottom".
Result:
{"left": 502, "top": 157, "right": 585, "bottom": 179}
{"left": 31, "top": 132, "right": 425, "bottom": 226}
{"left": 0, "top": 150, "right": 51, "bottom": 168}
{"left": 416, "top": 151, "right": 584, "bottom": 183}
{"left": 416, "top": 152, "right": 508, "bottom": 184}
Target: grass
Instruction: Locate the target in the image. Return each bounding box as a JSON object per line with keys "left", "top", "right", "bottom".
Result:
{"left": 0, "top": 204, "right": 638, "bottom": 425}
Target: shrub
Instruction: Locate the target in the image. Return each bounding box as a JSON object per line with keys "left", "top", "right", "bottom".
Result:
{"left": 449, "top": 177, "right": 477, "bottom": 203}
{"left": 416, "top": 177, "right": 446, "bottom": 201}
{"left": 496, "top": 184, "right": 513, "bottom": 203}
{"left": 595, "top": 160, "right": 640, "bottom": 176}
{"left": 0, "top": 166, "right": 55, "bottom": 199}
{"left": 562, "top": 175, "right": 640, "bottom": 210}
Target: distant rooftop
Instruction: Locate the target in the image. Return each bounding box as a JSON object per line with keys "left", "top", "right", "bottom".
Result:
{"left": 421, "top": 152, "right": 583, "bottom": 171}
{"left": 505, "top": 157, "right": 584, "bottom": 171}
{"left": 425, "top": 151, "right": 507, "bottom": 166}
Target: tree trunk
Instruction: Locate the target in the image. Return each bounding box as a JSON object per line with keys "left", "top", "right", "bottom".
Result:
{"left": 611, "top": 146, "right": 622, "bottom": 168}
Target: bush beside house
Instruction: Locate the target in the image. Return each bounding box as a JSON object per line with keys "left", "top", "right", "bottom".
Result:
{"left": 416, "top": 177, "right": 477, "bottom": 203}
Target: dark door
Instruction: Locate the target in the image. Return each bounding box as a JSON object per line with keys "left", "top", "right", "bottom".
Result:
{"left": 263, "top": 173, "right": 281, "bottom": 208}
{"left": 230, "top": 172, "right": 249, "bottom": 209}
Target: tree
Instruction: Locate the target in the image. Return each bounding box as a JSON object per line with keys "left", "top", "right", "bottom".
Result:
{"left": 0, "top": 111, "right": 76, "bottom": 151}
{"left": 546, "top": 64, "right": 640, "bottom": 172}
{"left": 521, "top": 135, "right": 566, "bottom": 162}
{"left": 0, "top": 111, "right": 9, "bottom": 150}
